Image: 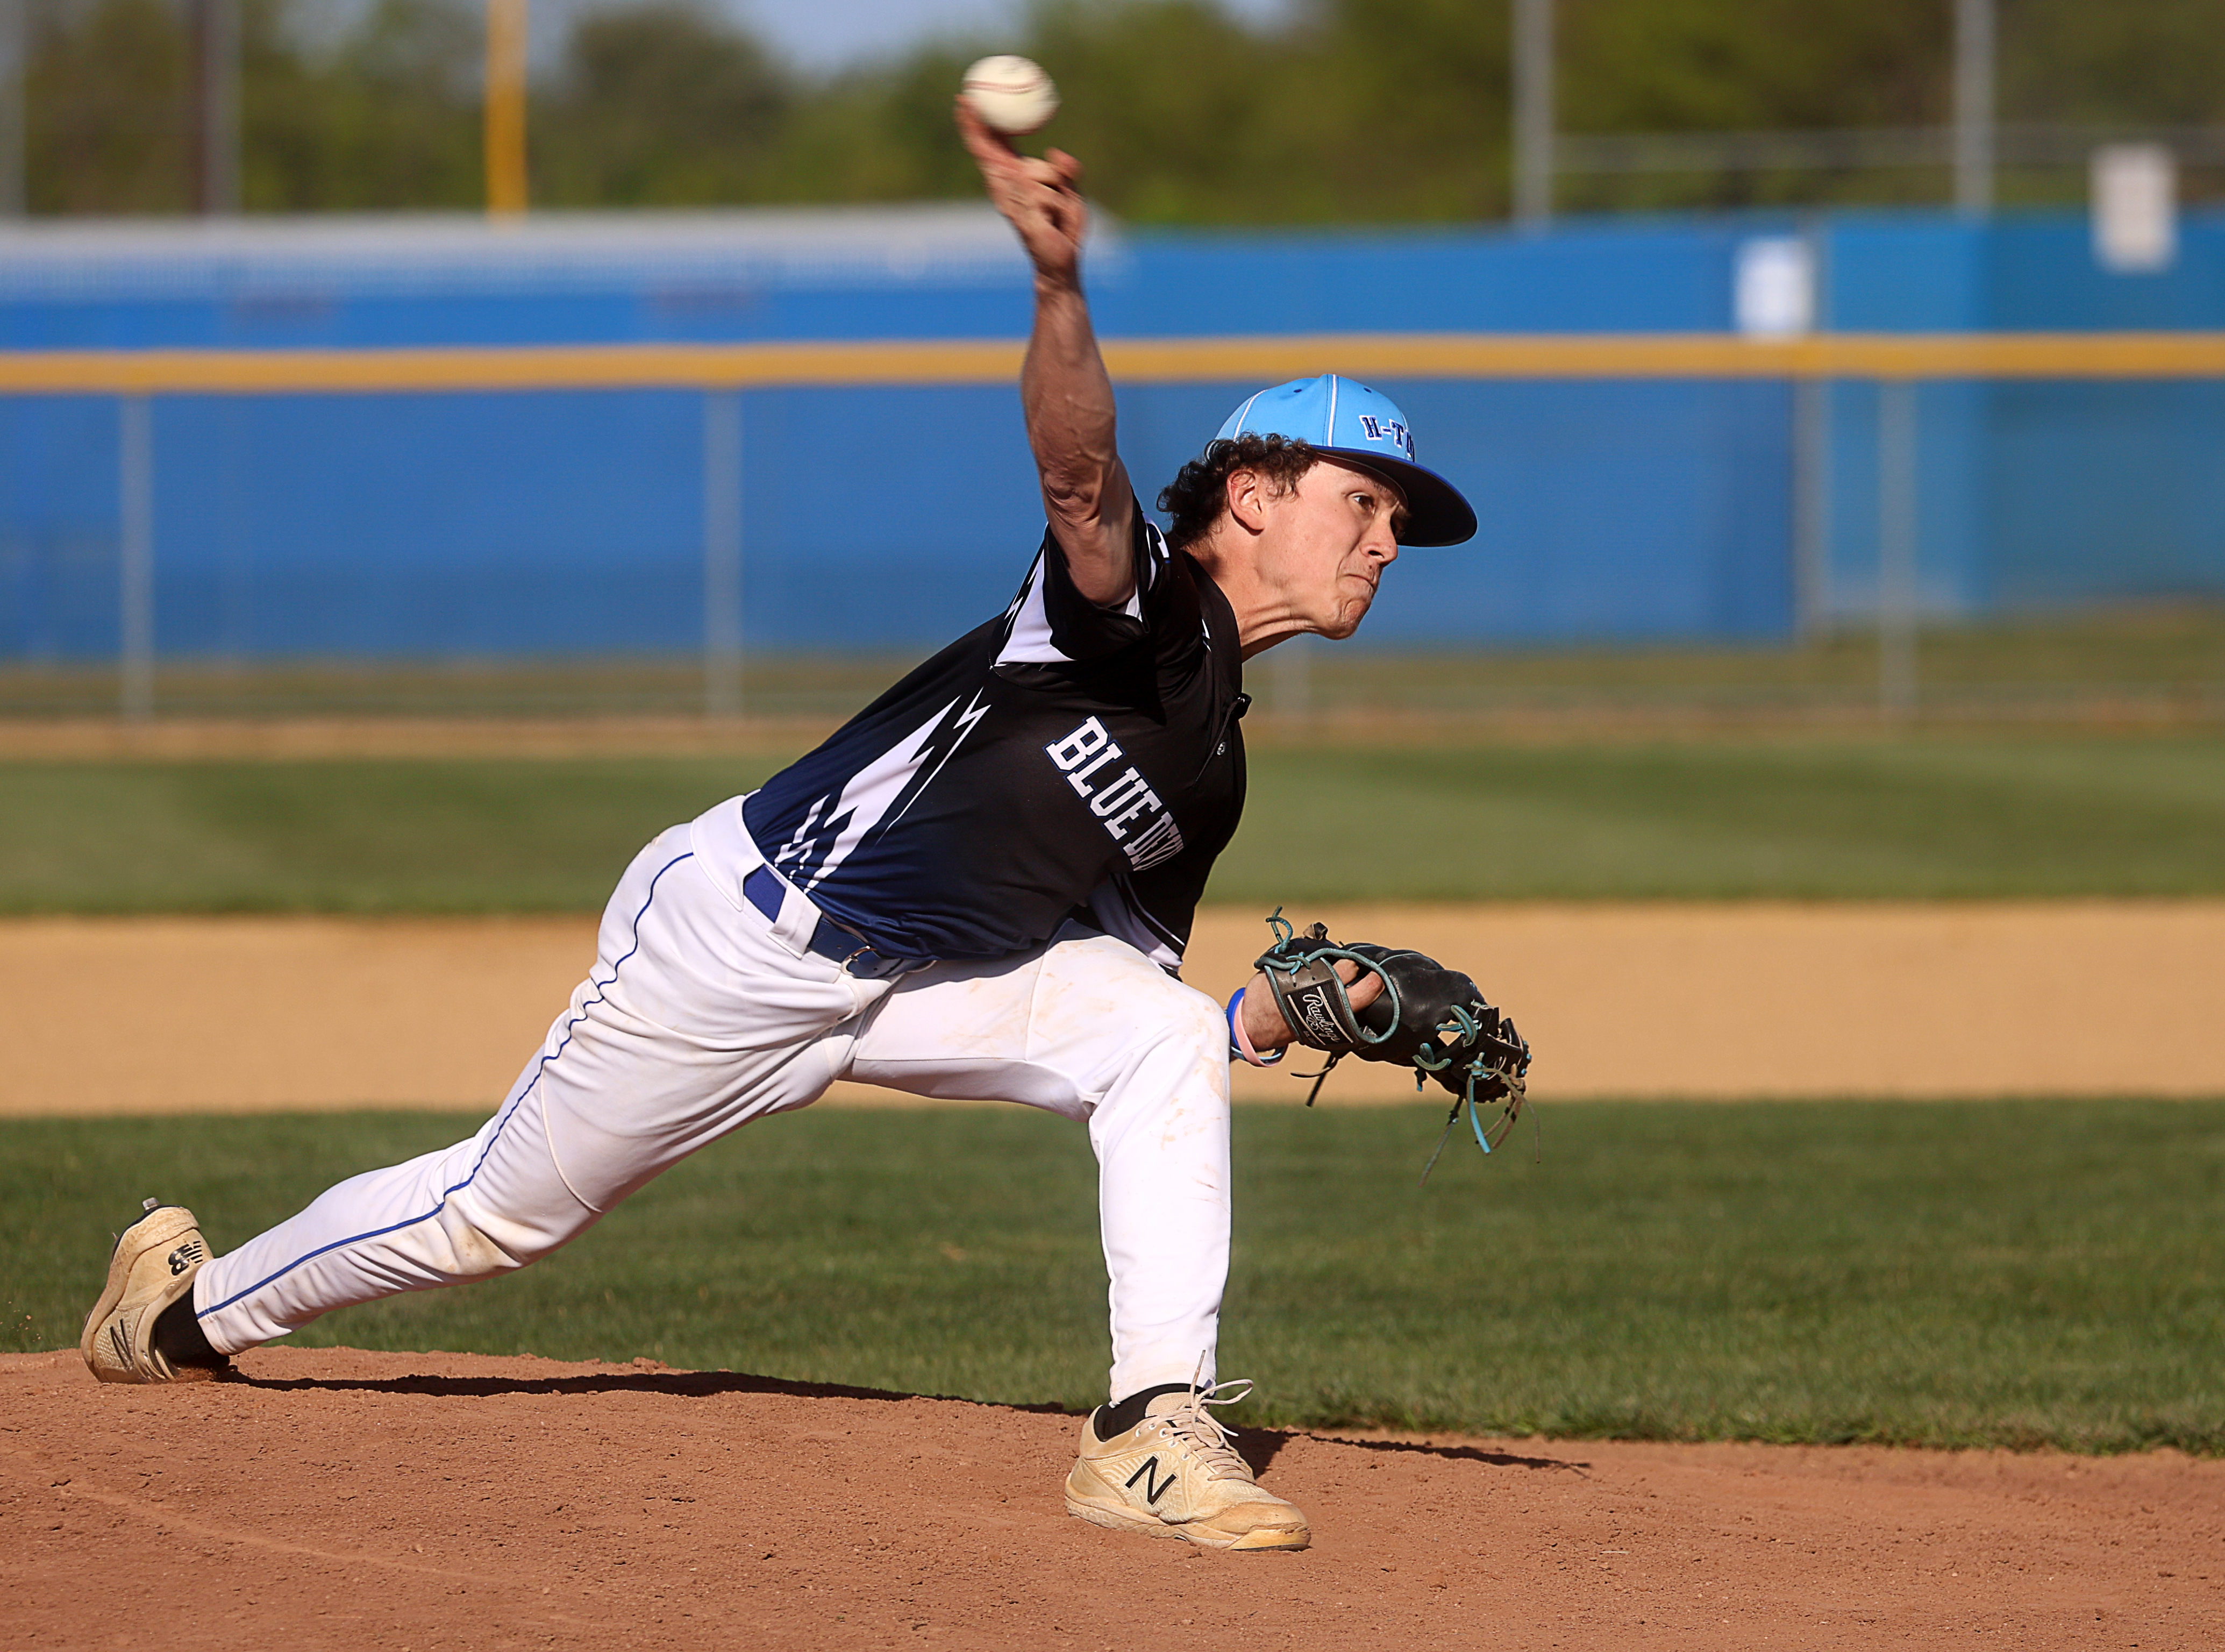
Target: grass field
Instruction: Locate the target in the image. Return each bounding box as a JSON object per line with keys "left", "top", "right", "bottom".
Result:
{"left": 2, "top": 730, "right": 2222, "bottom": 910}
{"left": 4, "top": 606, "right": 2220, "bottom": 721}
{"left": 9, "top": 1100, "right": 2222, "bottom": 1453}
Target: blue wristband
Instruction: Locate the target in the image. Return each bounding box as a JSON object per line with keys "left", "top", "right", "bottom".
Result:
{"left": 1226, "top": 986, "right": 1282, "bottom": 1067}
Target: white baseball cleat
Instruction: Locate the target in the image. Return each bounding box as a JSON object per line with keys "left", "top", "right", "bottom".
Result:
{"left": 1065, "top": 1377, "right": 1310, "bottom": 1551}
{"left": 80, "top": 1199, "right": 224, "bottom": 1384}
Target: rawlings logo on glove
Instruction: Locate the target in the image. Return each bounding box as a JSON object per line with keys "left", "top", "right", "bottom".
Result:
{"left": 1251, "top": 910, "right": 1534, "bottom": 1181}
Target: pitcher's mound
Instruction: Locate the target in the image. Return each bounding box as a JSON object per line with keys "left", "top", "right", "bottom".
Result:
{"left": 5, "top": 1346, "right": 2218, "bottom": 1650}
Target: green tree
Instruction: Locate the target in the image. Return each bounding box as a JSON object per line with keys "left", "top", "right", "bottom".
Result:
{"left": 772, "top": 0, "right": 1511, "bottom": 225}
{"left": 1564, "top": 0, "right": 1949, "bottom": 133}
{"left": 760, "top": 46, "right": 989, "bottom": 205}
{"left": 2003, "top": 0, "right": 2225, "bottom": 128}
{"left": 536, "top": 2, "right": 791, "bottom": 205}
{"left": 26, "top": 0, "right": 192, "bottom": 213}
{"left": 10, "top": 0, "right": 2224, "bottom": 222}
{"left": 246, "top": 0, "right": 483, "bottom": 211}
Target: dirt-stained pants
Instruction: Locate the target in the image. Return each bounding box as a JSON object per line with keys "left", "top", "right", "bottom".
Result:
{"left": 191, "top": 807, "right": 1232, "bottom": 1403}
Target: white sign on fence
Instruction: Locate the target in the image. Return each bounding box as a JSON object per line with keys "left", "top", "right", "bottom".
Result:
{"left": 2091, "top": 144, "right": 2177, "bottom": 275}
{"left": 1734, "top": 237, "right": 1816, "bottom": 338}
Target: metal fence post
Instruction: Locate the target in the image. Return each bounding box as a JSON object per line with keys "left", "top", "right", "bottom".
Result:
{"left": 119, "top": 395, "right": 155, "bottom": 721}
{"left": 0, "top": 0, "right": 25, "bottom": 216}
{"left": 1792, "top": 374, "right": 1832, "bottom": 641}
{"left": 702, "top": 389, "right": 744, "bottom": 720}
{"left": 1790, "top": 222, "right": 1832, "bottom": 642}
{"left": 1877, "top": 379, "right": 1918, "bottom": 718}
{"left": 1512, "top": 0, "right": 1554, "bottom": 226}
{"left": 1953, "top": 0, "right": 1995, "bottom": 217}
{"left": 191, "top": 0, "right": 241, "bottom": 215}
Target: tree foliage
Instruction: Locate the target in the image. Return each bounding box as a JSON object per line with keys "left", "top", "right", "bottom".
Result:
{"left": 537, "top": 3, "right": 790, "bottom": 205}
{"left": 26, "top": 0, "right": 194, "bottom": 213}
{"left": 11, "top": 0, "right": 2223, "bottom": 222}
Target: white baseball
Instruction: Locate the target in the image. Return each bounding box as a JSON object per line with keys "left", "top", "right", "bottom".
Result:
{"left": 960, "top": 54, "right": 1060, "bottom": 137}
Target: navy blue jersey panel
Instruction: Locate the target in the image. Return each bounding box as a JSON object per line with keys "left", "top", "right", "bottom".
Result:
{"left": 743, "top": 510, "right": 1245, "bottom": 964}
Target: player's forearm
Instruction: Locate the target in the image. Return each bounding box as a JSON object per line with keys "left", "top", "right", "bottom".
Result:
{"left": 1024, "top": 271, "right": 1136, "bottom": 606}
{"left": 1241, "top": 959, "right": 1387, "bottom": 1051}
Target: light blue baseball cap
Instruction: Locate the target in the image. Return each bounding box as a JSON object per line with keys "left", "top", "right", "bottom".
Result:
{"left": 1214, "top": 374, "right": 1477, "bottom": 546}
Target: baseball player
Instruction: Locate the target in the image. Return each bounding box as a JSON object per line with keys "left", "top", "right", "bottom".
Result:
{"left": 79, "top": 106, "right": 1478, "bottom": 1553}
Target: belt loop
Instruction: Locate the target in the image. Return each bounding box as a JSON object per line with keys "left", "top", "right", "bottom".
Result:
{"left": 769, "top": 874, "right": 819, "bottom": 956}
{"left": 695, "top": 793, "right": 825, "bottom": 958}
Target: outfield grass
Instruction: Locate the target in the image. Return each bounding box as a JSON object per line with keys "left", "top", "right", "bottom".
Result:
{"left": 4, "top": 607, "right": 2219, "bottom": 720}
{"left": 0, "top": 758, "right": 790, "bottom": 913}
{"left": 8, "top": 1100, "right": 2222, "bottom": 1452}
{"left": 3, "top": 731, "right": 2222, "bottom": 910}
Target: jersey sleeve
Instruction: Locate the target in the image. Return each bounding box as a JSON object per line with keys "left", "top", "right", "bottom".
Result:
{"left": 998, "top": 502, "right": 1188, "bottom": 667}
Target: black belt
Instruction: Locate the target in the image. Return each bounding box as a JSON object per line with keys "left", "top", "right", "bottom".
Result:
{"left": 741, "top": 861, "right": 933, "bottom": 980}
{"left": 804, "top": 915, "right": 935, "bottom": 981}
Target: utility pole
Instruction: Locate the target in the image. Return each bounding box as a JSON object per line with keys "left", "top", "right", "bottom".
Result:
{"left": 1877, "top": 381, "right": 1919, "bottom": 718}
{"left": 0, "top": 0, "right": 25, "bottom": 216}
{"left": 191, "top": 0, "right": 241, "bottom": 215}
{"left": 485, "top": 0, "right": 528, "bottom": 218}
{"left": 120, "top": 397, "right": 155, "bottom": 722}
{"left": 702, "top": 392, "right": 744, "bottom": 720}
{"left": 1512, "top": 0, "right": 1553, "bottom": 227}
{"left": 1952, "top": 0, "right": 1994, "bottom": 217}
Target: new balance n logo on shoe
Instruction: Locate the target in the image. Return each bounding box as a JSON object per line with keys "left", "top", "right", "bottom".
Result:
{"left": 1125, "top": 1457, "right": 1178, "bottom": 1505}
{"left": 166, "top": 1241, "right": 205, "bottom": 1277}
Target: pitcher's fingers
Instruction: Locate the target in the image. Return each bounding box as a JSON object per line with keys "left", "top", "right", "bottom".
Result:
{"left": 953, "top": 99, "right": 1021, "bottom": 167}
{"left": 1336, "top": 958, "right": 1388, "bottom": 1012}
{"left": 1012, "top": 153, "right": 1079, "bottom": 196}
{"left": 956, "top": 102, "right": 1075, "bottom": 198}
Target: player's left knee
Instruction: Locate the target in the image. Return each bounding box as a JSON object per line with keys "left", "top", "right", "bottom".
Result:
{"left": 1133, "top": 984, "right": 1237, "bottom": 1103}
{"left": 424, "top": 1199, "right": 552, "bottom": 1280}
{"left": 1167, "top": 988, "right": 1230, "bottom": 1062}
{"left": 1104, "top": 960, "right": 1224, "bottom": 1056}
{"left": 442, "top": 1207, "right": 523, "bottom": 1278}
{"left": 1052, "top": 936, "right": 1232, "bottom": 1103}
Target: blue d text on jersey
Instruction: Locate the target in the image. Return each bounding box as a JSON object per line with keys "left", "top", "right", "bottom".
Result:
{"left": 1045, "top": 718, "right": 1187, "bottom": 873}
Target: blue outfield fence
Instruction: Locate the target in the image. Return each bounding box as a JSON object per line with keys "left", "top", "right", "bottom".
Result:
{"left": 0, "top": 204, "right": 2222, "bottom": 668}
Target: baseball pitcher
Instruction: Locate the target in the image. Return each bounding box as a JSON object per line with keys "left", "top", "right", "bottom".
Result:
{"left": 80, "top": 105, "right": 1521, "bottom": 1553}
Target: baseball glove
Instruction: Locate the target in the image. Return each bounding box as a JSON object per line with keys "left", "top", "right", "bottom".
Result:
{"left": 1251, "top": 909, "right": 1533, "bottom": 1181}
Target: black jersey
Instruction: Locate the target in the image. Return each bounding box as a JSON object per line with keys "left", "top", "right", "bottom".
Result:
{"left": 741, "top": 507, "right": 1248, "bottom": 969}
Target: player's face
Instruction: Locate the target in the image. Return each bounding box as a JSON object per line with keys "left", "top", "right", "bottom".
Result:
{"left": 1259, "top": 458, "right": 1407, "bottom": 640}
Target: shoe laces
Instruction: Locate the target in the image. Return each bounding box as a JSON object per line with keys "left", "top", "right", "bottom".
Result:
{"left": 1152, "top": 1375, "right": 1257, "bottom": 1483}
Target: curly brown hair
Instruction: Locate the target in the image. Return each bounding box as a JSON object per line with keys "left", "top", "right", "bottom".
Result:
{"left": 1154, "top": 433, "right": 1318, "bottom": 550}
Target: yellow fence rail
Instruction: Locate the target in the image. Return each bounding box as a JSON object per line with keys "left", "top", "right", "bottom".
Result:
{"left": 25, "top": 327, "right": 2225, "bottom": 724}
{"left": 2, "top": 331, "right": 2224, "bottom": 394}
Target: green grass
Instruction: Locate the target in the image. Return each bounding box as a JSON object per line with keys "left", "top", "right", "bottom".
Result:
{"left": 4, "top": 606, "right": 2219, "bottom": 720}
{"left": 1229, "top": 731, "right": 2225, "bottom": 901}
{"left": 8, "top": 1100, "right": 2223, "bottom": 1452}
{"left": 3, "top": 731, "right": 2222, "bottom": 910}
{"left": 0, "top": 758, "right": 789, "bottom": 913}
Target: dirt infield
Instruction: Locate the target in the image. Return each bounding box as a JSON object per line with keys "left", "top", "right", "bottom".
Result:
{"left": 2, "top": 1346, "right": 2216, "bottom": 1651}
{"left": 6, "top": 901, "right": 2223, "bottom": 1116}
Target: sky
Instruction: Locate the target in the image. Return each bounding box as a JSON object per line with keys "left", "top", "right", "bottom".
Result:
{"left": 729, "top": 0, "right": 1293, "bottom": 76}
{"left": 302, "top": 0, "right": 1294, "bottom": 80}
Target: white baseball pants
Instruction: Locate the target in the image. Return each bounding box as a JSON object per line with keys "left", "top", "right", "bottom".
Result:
{"left": 190, "top": 803, "right": 1233, "bottom": 1401}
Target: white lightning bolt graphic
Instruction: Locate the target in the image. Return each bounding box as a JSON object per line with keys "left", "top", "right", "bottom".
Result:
{"left": 881, "top": 689, "right": 993, "bottom": 836}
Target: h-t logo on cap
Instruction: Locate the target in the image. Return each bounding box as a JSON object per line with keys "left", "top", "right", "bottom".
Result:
{"left": 1354, "top": 414, "right": 1414, "bottom": 459}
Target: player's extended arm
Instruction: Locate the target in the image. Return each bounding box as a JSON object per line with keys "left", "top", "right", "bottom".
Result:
{"left": 957, "top": 102, "right": 1137, "bottom": 608}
